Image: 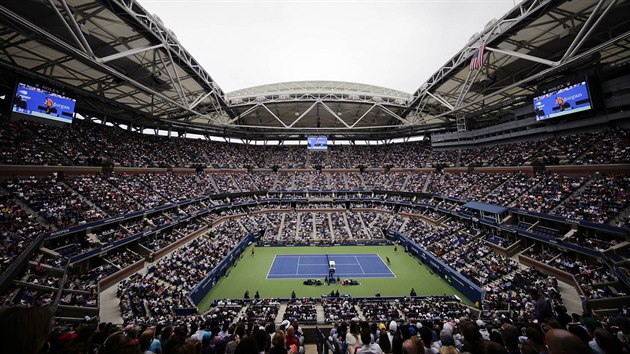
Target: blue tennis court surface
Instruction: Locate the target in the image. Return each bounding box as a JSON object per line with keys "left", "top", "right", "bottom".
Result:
{"left": 267, "top": 254, "right": 395, "bottom": 279}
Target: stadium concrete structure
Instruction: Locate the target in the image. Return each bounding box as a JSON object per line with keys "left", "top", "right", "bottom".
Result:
{"left": 0, "top": 0, "right": 629, "bottom": 353}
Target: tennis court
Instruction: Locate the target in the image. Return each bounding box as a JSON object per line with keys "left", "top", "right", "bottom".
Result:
{"left": 267, "top": 253, "right": 395, "bottom": 279}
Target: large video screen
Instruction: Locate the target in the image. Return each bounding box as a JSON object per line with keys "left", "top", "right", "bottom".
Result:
{"left": 307, "top": 136, "right": 328, "bottom": 150}
{"left": 12, "top": 82, "right": 76, "bottom": 123}
{"left": 533, "top": 81, "right": 592, "bottom": 121}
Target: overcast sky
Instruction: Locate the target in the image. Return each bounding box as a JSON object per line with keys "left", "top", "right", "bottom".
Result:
{"left": 138, "top": 0, "right": 520, "bottom": 94}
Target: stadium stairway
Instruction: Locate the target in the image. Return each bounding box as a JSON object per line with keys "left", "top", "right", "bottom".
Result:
{"left": 61, "top": 180, "right": 109, "bottom": 217}
{"left": 326, "top": 213, "right": 335, "bottom": 240}
{"left": 4, "top": 188, "right": 52, "bottom": 228}
{"left": 206, "top": 175, "right": 221, "bottom": 194}
{"left": 612, "top": 204, "right": 630, "bottom": 227}
{"left": 354, "top": 304, "right": 366, "bottom": 321}
{"left": 556, "top": 279, "right": 583, "bottom": 315}
{"left": 342, "top": 213, "right": 353, "bottom": 239}
{"left": 98, "top": 285, "right": 123, "bottom": 324}
{"left": 424, "top": 174, "right": 439, "bottom": 193}
{"left": 315, "top": 304, "right": 325, "bottom": 323}
{"left": 549, "top": 178, "right": 594, "bottom": 214}
{"left": 276, "top": 303, "right": 288, "bottom": 324}
{"left": 358, "top": 214, "right": 372, "bottom": 240}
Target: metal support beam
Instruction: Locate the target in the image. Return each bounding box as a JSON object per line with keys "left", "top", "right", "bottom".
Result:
{"left": 456, "top": 113, "right": 466, "bottom": 132}
{"left": 58, "top": 0, "right": 95, "bottom": 57}
{"left": 426, "top": 91, "right": 454, "bottom": 110}
{"left": 189, "top": 90, "right": 214, "bottom": 110}
{"left": 110, "top": 0, "right": 235, "bottom": 118}
{"left": 377, "top": 105, "right": 409, "bottom": 125}
{"left": 288, "top": 101, "right": 318, "bottom": 128}
{"left": 561, "top": 0, "right": 606, "bottom": 62}
{"left": 351, "top": 104, "right": 377, "bottom": 128}
{"left": 0, "top": 4, "right": 223, "bottom": 125}
{"left": 261, "top": 103, "right": 288, "bottom": 128}
{"left": 428, "top": 30, "right": 630, "bottom": 121}
{"left": 46, "top": 0, "right": 87, "bottom": 53}
{"left": 97, "top": 44, "right": 164, "bottom": 63}
{"left": 485, "top": 46, "right": 556, "bottom": 66}
{"left": 403, "top": 0, "right": 553, "bottom": 117}
{"left": 226, "top": 105, "right": 259, "bottom": 125}
{"left": 320, "top": 101, "right": 351, "bottom": 128}
{"left": 565, "top": 0, "right": 619, "bottom": 60}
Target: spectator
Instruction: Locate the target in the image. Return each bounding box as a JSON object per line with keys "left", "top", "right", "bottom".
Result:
{"left": 0, "top": 306, "right": 54, "bottom": 354}
{"left": 358, "top": 328, "right": 383, "bottom": 354}
{"left": 544, "top": 329, "right": 591, "bottom": 354}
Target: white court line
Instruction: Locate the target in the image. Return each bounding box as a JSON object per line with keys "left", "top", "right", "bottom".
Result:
{"left": 376, "top": 253, "right": 397, "bottom": 278}
{"left": 266, "top": 254, "right": 278, "bottom": 279}
{"left": 354, "top": 256, "right": 366, "bottom": 274}
{"left": 275, "top": 254, "right": 328, "bottom": 257}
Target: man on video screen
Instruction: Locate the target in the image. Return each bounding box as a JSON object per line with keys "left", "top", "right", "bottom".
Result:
{"left": 555, "top": 97, "right": 571, "bottom": 112}
{"left": 45, "top": 97, "right": 54, "bottom": 114}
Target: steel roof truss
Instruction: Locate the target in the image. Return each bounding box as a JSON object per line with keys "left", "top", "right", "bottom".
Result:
{"left": 113, "top": 0, "right": 232, "bottom": 117}
{"left": 377, "top": 105, "right": 409, "bottom": 126}
{"left": 562, "top": 0, "right": 620, "bottom": 62}
{"left": 431, "top": 30, "right": 630, "bottom": 120}
{"left": 485, "top": 46, "right": 557, "bottom": 66}
{"left": 426, "top": 91, "right": 454, "bottom": 111}
{"left": 320, "top": 101, "right": 351, "bottom": 128}
{"left": 351, "top": 104, "right": 377, "bottom": 128}
{"left": 56, "top": 0, "right": 95, "bottom": 57}
{"left": 288, "top": 101, "right": 318, "bottom": 128}
{"left": 406, "top": 0, "right": 552, "bottom": 114}
{"left": 261, "top": 103, "right": 289, "bottom": 128}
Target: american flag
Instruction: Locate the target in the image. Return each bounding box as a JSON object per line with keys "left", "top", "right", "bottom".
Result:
{"left": 470, "top": 45, "right": 485, "bottom": 71}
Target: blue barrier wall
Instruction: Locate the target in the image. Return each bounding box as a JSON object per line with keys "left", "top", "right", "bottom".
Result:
{"left": 386, "top": 230, "right": 484, "bottom": 303}
{"left": 189, "top": 231, "right": 262, "bottom": 306}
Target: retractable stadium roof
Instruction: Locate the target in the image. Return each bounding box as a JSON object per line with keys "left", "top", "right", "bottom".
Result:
{"left": 0, "top": 0, "right": 628, "bottom": 140}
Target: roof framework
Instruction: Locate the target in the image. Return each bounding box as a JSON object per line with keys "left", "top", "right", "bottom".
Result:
{"left": 0, "top": 0, "right": 628, "bottom": 138}
{"left": 404, "top": 0, "right": 630, "bottom": 129}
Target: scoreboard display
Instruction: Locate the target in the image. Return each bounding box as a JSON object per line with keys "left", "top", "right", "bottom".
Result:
{"left": 533, "top": 81, "right": 592, "bottom": 121}
{"left": 307, "top": 136, "right": 328, "bottom": 150}
{"left": 12, "top": 82, "right": 76, "bottom": 123}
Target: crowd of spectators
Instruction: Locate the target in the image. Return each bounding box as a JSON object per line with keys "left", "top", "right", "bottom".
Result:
{"left": 482, "top": 267, "right": 563, "bottom": 323}
{"left": 283, "top": 298, "right": 317, "bottom": 323}
{"left": 3, "top": 301, "right": 629, "bottom": 354}
{"left": 323, "top": 297, "right": 359, "bottom": 324}
{"left": 555, "top": 174, "right": 630, "bottom": 224}
{"left": 1, "top": 118, "right": 629, "bottom": 352}
{"left": 0, "top": 120, "right": 69, "bottom": 165}
{"left": 2, "top": 117, "right": 630, "bottom": 169}
{"left": 396, "top": 296, "right": 473, "bottom": 322}
{"left": 240, "top": 299, "right": 280, "bottom": 324}
{"left": 117, "top": 220, "right": 246, "bottom": 323}
{"left": 5, "top": 169, "right": 610, "bottom": 237}
{"left": 358, "top": 299, "right": 400, "bottom": 323}
{"left": 513, "top": 173, "right": 587, "bottom": 214}
{"left": 65, "top": 174, "right": 142, "bottom": 217}
{"left": 0, "top": 195, "right": 49, "bottom": 273}
{"left": 5, "top": 174, "right": 105, "bottom": 228}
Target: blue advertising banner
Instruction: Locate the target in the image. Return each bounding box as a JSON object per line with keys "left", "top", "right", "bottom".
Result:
{"left": 189, "top": 231, "right": 261, "bottom": 306}
{"left": 387, "top": 230, "right": 484, "bottom": 303}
